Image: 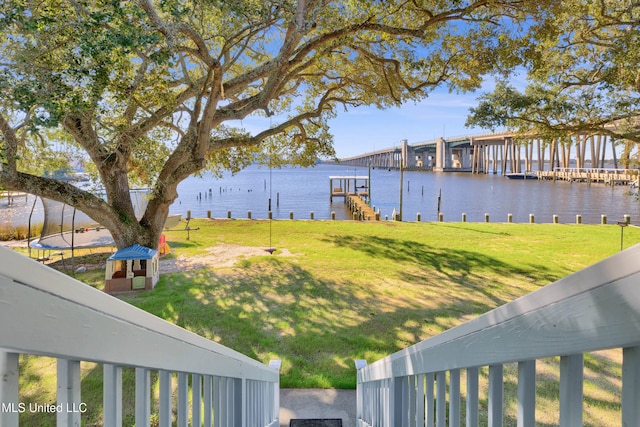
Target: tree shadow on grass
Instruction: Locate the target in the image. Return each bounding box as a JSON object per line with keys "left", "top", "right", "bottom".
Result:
{"left": 323, "top": 234, "right": 567, "bottom": 306}
{"left": 114, "top": 248, "right": 625, "bottom": 425}
{"left": 18, "top": 227, "right": 627, "bottom": 425}
{"left": 122, "top": 241, "right": 562, "bottom": 390}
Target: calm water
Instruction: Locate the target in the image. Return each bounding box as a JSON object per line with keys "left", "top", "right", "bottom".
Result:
{"left": 2, "top": 164, "right": 638, "bottom": 227}
{"left": 170, "top": 164, "right": 639, "bottom": 224}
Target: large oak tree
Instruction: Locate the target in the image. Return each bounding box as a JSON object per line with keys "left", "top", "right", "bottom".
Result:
{"left": 1, "top": 0, "right": 540, "bottom": 249}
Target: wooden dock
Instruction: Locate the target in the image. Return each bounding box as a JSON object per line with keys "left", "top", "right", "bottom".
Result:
{"left": 346, "top": 194, "right": 378, "bottom": 221}
{"left": 534, "top": 168, "right": 639, "bottom": 185}
{"left": 329, "top": 175, "right": 370, "bottom": 202}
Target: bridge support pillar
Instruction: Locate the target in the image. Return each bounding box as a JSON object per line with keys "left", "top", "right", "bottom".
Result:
{"left": 401, "top": 139, "right": 416, "bottom": 168}
{"left": 434, "top": 137, "right": 450, "bottom": 172}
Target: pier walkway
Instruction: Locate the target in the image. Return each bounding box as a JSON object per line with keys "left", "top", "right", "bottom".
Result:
{"left": 535, "top": 168, "right": 638, "bottom": 185}
{"left": 346, "top": 194, "right": 377, "bottom": 221}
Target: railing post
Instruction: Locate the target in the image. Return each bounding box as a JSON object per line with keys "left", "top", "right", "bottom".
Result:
{"left": 517, "top": 360, "right": 536, "bottom": 427}
{"left": 559, "top": 354, "right": 583, "bottom": 427}
{"left": 355, "top": 360, "right": 367, "bottom": 425}
{"left": 416, "top": 374, "right": 426, "bottom": 427}
{"left": 408, "top": 376, "right": 415, "bottom": 426}
{"left": 426, "top": 372, "right": 435, "bottom": 427}
{"left": 270, "top": 360, "right": 282, "bottom": 426}
{"left": 449, "top": 369, "right": 461, "bottom": 427}
{"left": 177, "top": 372, "right": 188, "bottom": 427}
{"left": 159, "top": 370, "right": 172, "bottom": 427}
{"left": 622, "top": 346, "right": 640, "bottom": 427}
{"left": 204, "top": 375, "right": 213, "bottom": 427}
{"left": 488, "top": 364, "right": 503, "bottom": 427}
{"left": 239, "top": 378, "right": 247, "bottom": 427}
{"left": 219, "top": 377, "right": 230, "bottom": 425}
{"left": 436, "top": 371, "right": 446, "bottom": 427}
{"left": 0, "top": 351, "right": 19, "bottom": 427}
{"left": 407, "top": 375, "right": 416, "bottom": 426}
{"left": 57, "top": 358, "right": 82, "bottom": 427}
{"left": 214, "top": 377, "right": 222, "bottom": 426}
{"left": 253, "top": 381, "right": 259, "bottom": 426}
{"left": 228, "top": 377, "right": 236, "bottom": 426}
{"left": 135, "top": 368, "right": 151, "bottom": 427}
{"left": 466, "top": 367, "right": 479, "bottom": 427}
{"left": 103, "top": 364, "right": 123, "bottom": 427}
{"left": 192, "top": 374, "right": 202, "bottom": 427}
{"left": 390, "top": 376, "right": 404, "bottom": 426}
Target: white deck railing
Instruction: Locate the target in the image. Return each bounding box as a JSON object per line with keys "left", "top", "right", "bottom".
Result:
{"left": 356, "top": 244, "right": 640, "bottom": 427}
{"left": 0, "top": 246, "right": 281, "bottom": 427}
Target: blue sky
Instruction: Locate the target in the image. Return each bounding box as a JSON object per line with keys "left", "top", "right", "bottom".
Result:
{"left": 236, "top": 74, "right": 528, "bottom": 160}
{"left": 237, "top": 85, "right": 501, "bottom": 159}
{"left": 326, "top": 69, "right": 535, "bottom": 158}
{"left": 327, "top": 88, "right": 488, "bottom": 158}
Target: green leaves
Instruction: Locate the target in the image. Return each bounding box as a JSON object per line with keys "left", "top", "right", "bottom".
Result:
{"left": 3, "top": 0, "right": 584, "bottom": 247}
{"left": 467, "top": 0, "right": 640, "bottom": 162}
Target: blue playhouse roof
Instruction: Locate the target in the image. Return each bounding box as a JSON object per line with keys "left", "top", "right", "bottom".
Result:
{"left": 108, "top": 244, "right": 158, "bottom": 261}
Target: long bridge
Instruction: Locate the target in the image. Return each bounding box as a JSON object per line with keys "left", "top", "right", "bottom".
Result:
{"left": 337, "top": 130, "right": 635, "bottom": 175}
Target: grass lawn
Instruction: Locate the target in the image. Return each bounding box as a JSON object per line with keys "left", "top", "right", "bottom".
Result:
{"left": 15, "top": 219, "right": 640, "bottom": 426}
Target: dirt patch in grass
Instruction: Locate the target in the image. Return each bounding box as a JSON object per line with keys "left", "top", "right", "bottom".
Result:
{"left": 160, "top": 244, "right": 292, "bottom": 273}
{"left": 13, "top": 242, "right": 292, "bottom": 274}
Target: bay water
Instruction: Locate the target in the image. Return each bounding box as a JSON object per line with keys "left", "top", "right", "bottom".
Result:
{"left": 2, "top": 163, "right": 638, "bottom": 228}
{"left": 171, "top": 164, "right": 638, "bottom": 224}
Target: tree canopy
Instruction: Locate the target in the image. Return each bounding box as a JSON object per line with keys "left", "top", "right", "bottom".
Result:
{"left": 467, "top": 0, "right": 640, "bottom": 165}
{"left": 1, "top": 0, "right": 546, "bottom": 248}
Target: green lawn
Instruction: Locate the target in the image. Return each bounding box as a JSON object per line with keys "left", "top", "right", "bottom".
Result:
{"left": 16, "top": 219, "right": 640, "bottom": 426}
{"left": 100, "top": 220, "right": 640, "bottom": 388}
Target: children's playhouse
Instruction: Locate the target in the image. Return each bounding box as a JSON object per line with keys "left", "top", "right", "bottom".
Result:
{"left": 104, "top": 244, "right": 159, "bottom": 293}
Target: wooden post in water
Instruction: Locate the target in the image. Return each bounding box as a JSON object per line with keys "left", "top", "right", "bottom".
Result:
{"left": 398, "top": 160, "right": 404, "bottom": 221}
{"left": 368, "top": 165, "right": 371, "bottom": 206}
